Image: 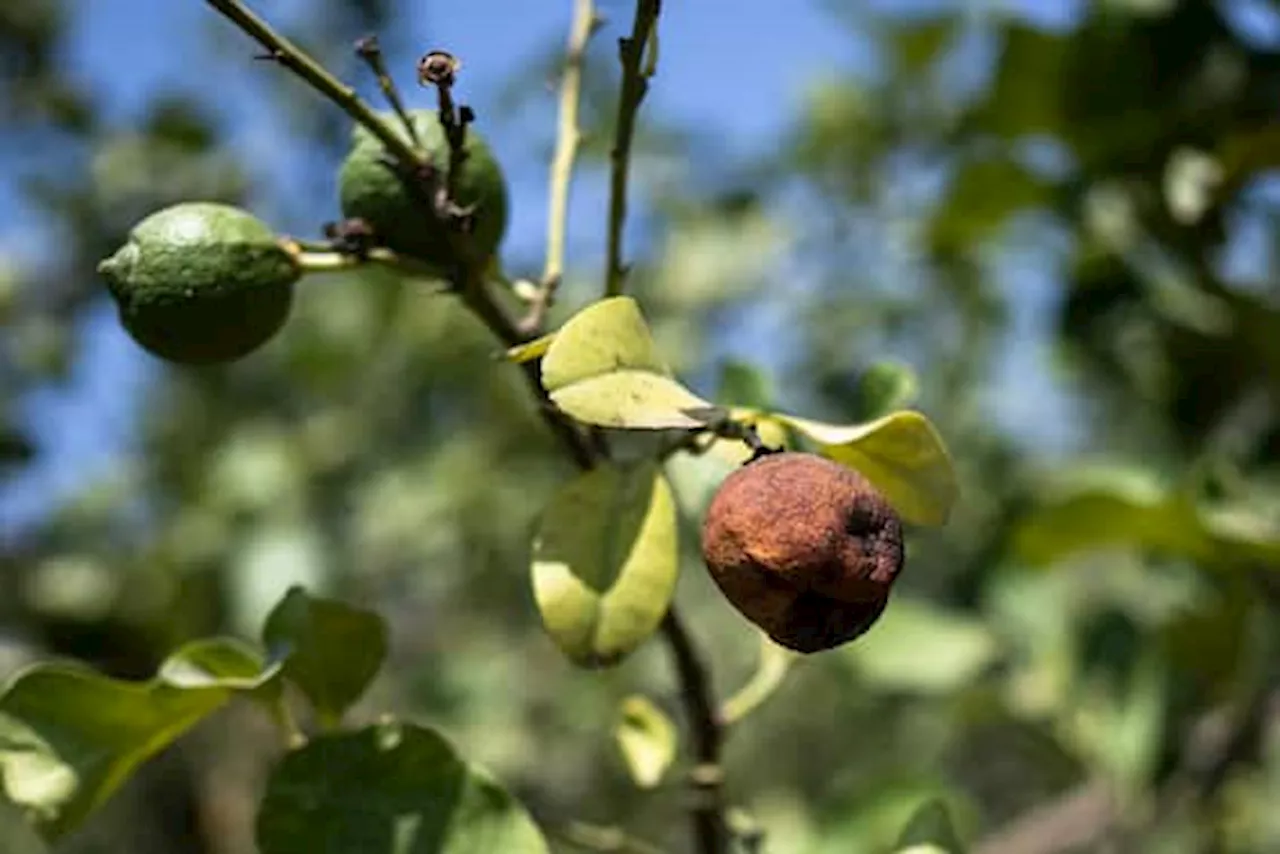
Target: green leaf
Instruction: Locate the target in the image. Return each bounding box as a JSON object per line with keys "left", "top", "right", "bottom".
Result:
{"left": 256, "top": 720, "right": 549, "bottom": 854}
{"left": 891, "top": 17, "right": 958, "bottom": 75}
{"left": 846, "top": 599, "right": 999, "bottom": 694}
{"left": 895, "top": 799, "right": 965, "bottom": 853}
{"left": 549, "top": 372, "right": 718, "bottom": 430}
{"left": 715, "top": 360, "right": 774, "bottom": 410}
{"left": 532, "top": 463, "right": 679, "bottom": 667}
{"left": 614, "top": 695, "right": 676, "bottom": 789}
{"left": 854, "top": 361, "right": 919, "bottom": 420}
{"left": 780, "top": 410, "right": 958, "bottom": 526}
{"left": 262, "top": 586, "right": 388, "bottom": 728}
{"left": 970, "top": 23, "right": 1066, "bottom": 139}
{"left": 1014, "top": 465, "right": 1280, "bottom": 571}
{"left": 505, "top": 332, "right": 556, "bottom": 365}
{"left": 0, "top": 638, "right": 274, "bottom": 839}
{"left": 540, "top": 297, "right": 715, "bottom": 429}
{"left": 1012, "top": 475, "right": 1210, "bottom": 566}
{"left": 929, "top": 157, "right": 1050, "bottom": 255}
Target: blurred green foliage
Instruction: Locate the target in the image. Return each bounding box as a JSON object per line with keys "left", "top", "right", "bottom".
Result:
{"left": 3, "top": 0, "right": 1280, "bottom": 852}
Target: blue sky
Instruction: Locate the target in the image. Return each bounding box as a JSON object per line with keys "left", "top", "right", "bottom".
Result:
{"left": 1, "top": 0, "right": 1098, "bottom": 537}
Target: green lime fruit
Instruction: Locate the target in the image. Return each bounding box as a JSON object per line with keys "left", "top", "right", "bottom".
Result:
{"left": 338, "top": 109, "right": 509, "bottom": 269}
{"left": 98, "top": 202, "right": 299, "bottom": 365}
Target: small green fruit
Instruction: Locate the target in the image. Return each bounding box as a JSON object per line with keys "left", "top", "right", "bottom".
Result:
{"left": 338, "top": 110, "right": 509, "bottom": 269}
{"left": 99, "top": 202, "right": 299, "bottom": 365}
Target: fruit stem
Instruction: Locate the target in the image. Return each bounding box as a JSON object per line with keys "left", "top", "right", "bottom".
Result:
{"left": 527, "top": 0, "right": 599, "bottom": 336}
{"left": 719, "top": 633, "right": 796, "bottom": 726}
{"left": 205, "top": 0, "right": 427, "bottom": 174}
{"left": 604, "top": 0, "right": 662, "bottom": 298}
{"left": 291, "top": 248, "right": 445, "bottom": 286}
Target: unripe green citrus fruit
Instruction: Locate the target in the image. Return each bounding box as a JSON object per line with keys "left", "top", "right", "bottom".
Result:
{"left": 98, "top": 202, "right": 299, "bottom": 365}
{"left": 338, "top": 110, "right": 509, "bottom": 269}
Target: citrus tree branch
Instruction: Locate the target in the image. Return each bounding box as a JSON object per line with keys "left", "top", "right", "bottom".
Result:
{"left": 209, "top": 5, "right": 721, "bottom": 852}
{"left": 661, "top": 610, "right": 729, "bottom": 854}
{"left": 456, "top": 273, "right": 598, "bottom": 470}
{"left": 596, "top": 4, "right": 727, "bottom": 850}
{"left": 541, "top": 0, "right": 598, "bottom": 299}
{"left": 204, "top": 0, "right": 425, "bottom": 170}
{"left": 604, "top": 0, "right": 661, "bottom": 297}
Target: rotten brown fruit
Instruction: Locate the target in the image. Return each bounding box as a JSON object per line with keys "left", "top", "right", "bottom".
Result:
{"left": 700, "top": 452, "right": 905, "bottom": 653}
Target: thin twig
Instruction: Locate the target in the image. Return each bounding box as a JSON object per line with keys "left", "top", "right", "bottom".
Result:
{"left": 604, "top": 0, "right": 662, "bottom": 297}
{"left": 354, "top": 35, "right": 420, "bottom": 146}
{"left": 205, "top": 0, "right": 425, "bottom": 172}
{"left": 457, "top": 271, "right": 598, "bottom": 470}
{"left": 524, "top": 0, "right": 599, "bottom": 335}
{"left": 212, "top": 0, "right": 593, "bottom": 469}
{"left": 660, "top": 611, "right": 729, "bottom": 854}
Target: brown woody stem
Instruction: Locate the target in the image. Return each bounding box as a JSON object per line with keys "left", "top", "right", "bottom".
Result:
{"left": 205, "top": 0, "right": 425, "bottom": 172}
{"left": 604, "top": 0, "right": 661, "bottom": 297}
{"left": 661, "top": 610, "right": 729, "bottom": 854}
{"left": 354, "top": 35, "right": 421, "bottom": 146}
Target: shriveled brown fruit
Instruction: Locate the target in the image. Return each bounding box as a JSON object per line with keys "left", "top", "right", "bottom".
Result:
{"left": 700, "top": 451, "right": 904, "bottom": 653}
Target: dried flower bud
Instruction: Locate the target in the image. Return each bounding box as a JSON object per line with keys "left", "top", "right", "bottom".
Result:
{"left": 417, "top": 51, "right": 460, "bottom": 87}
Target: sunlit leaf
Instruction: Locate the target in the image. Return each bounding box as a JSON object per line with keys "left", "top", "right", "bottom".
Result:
{"left": 256, "top": 720, "right": 549, "bottom": 854}
{"left": 0, "top": 639, "right": 274, "bottom": 839}
{"left": 846, "top": 599, "right": 999, "bottom": 694}
{"left": 540, "top": 297, "right": 715, "bottom": 429}
{"left": 505, "top": 332, "right": 556, "bottom": 364}
{"left": 780, "top": 410, "right": 958, "bottom": 526}
{"left": 895, "top": 798, "right": 965, "bottom": 853}
{"left": 532, "top": 463, "right": 679, "bottom": 667}
{"left": 614, "top": 695, "right": 676, "bottom": 789}
{"left": 549, "top": 371, "right": 718, "bottom": 430}
{"left": 262, "top": 586, "right": 388, "bottom": 728}
{"left": 1163, "top": 147, "right": 1223, "bottom": 226}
